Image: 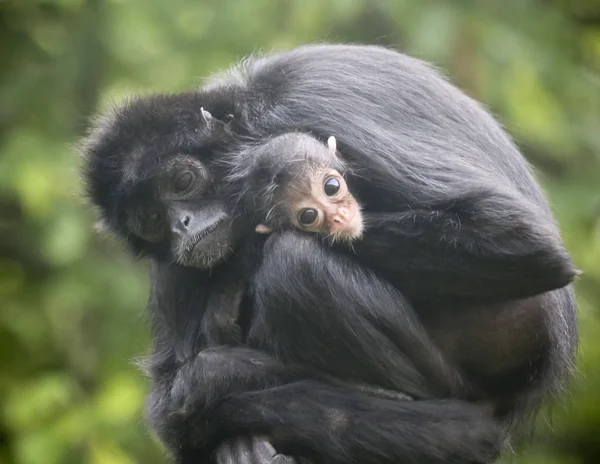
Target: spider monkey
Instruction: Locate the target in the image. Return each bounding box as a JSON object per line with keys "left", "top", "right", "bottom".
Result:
{"left": 82, "top": 44, "right": 578, "bottom": 464}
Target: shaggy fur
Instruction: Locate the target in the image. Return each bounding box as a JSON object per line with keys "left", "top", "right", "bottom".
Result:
{"left": 80, "top": 44, "right": 578, "bottom": 464}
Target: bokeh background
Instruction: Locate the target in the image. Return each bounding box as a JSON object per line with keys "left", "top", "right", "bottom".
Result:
{"left": 1, "top": 0, "right": 599, "bottom": 463}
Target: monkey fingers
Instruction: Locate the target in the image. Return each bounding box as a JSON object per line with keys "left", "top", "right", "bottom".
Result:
{"left": 215, "top": 436, "right": 299, "bottom": 464}
{"left": 255, "top": 224, "right": 273, "bottom": 234}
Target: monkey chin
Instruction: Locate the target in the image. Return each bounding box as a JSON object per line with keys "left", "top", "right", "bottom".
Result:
{"left": 327, "top": 211, "right": 364, "bottom": 245}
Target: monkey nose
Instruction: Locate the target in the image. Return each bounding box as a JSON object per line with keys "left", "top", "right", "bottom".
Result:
{"left": 332, "top": 207, "right": 349, "bottom": 223}
{"left": 174, "top": 215, "right": 191, "bottom": 232}
{"left": 330, "top": 207, "right": 351, "bottom": 225}
{"left": 171, "top": 211, "right": 193, "bottom": 235}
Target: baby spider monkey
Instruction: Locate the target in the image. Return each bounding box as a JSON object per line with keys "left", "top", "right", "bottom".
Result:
{"left": 251, "top": 134, "right": 363, "bottom": 243}
{"left": 202, "top": 132, "right": 363, "bottom": 346}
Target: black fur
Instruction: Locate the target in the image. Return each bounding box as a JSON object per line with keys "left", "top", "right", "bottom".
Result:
{"left": 81, "top": 44, "right": 579, "bottom": 464}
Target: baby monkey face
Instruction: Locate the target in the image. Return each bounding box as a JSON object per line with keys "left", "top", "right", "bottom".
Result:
{"left": 288, "top": 168, "right": 363, "bottom": 242}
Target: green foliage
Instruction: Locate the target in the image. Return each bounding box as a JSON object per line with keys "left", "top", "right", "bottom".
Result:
{"left": 0, "top": 0, "right": 599, "bottom": 462}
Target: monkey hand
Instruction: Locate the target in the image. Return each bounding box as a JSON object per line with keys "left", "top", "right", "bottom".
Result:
{"left": 215, "top": 436, "right": 298, "bottom": 464}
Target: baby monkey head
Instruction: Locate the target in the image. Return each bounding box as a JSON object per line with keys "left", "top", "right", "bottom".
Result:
{"left": 259, "top": 135, "right": 363, "bottom": 243}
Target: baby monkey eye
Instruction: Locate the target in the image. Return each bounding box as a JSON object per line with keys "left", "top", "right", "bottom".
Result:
{"left": 324, "top": 177, "right": 341, "bottom": 196}
{"left": 173, "top": 170, "right": 195, "bottom": 193}
{"left": 298, "top": 208, "right": 318, "bottom": 226}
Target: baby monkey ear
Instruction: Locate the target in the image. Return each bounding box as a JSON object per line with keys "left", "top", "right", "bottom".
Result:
{"left": 327, "top": 136, "right": 337, "bottom": 154}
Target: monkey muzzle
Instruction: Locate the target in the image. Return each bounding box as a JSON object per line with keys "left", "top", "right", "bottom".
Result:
{"left": 326, "top": 203, "right": 364, "bottom": 241}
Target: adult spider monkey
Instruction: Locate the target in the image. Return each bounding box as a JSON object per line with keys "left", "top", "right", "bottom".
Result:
{"left": 82, "top": 44, "right": 578, "bottom": 464}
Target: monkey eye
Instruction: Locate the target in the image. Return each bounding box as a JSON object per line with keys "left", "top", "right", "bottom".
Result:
{"left": 136, "top": 206, "right": 163, "bottom": 241}
{"left": 324, "top": 177, "right": 341, "bottom": 196}
{"left": 173, "top": 170, "right": 195, "bottom": 193}
{"left": 298, "top": 208, "right": 318, "bottom": 226}
{"left": 147, "top": 209, "right": 160, "bottom": 223}
{"left": 143, "top": 206, "right": 162, "bottom": 227}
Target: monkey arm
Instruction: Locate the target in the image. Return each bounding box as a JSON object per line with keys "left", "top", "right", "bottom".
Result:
{"left": 145, "top": 261, "right": 311, "bottom": 464}
{"left": 355, "top": 188, "right": 577, "bottom": 304}
{"left": 193, "top": 230, "right": 498, "bottom": 463}
{"left": 146, "top": 343, "right": 314, "bottom": 464}
{"left": 249, "top": 231, "right": 467, "bottom": 400}
{"left": 203, "top": 382, "right": 501, "bottom": 464}
{"left": 156, "top": 329, "right": 499, "bottom": 464}
{"left": 238, "top": 45, "right": 576, "bottom": 303}
{"left": 197, "top": 231, "right": 499, "bottom": 463}
{"left": 148, "top": 316, "right": 482, "bottom": 464}
{"left": 158, "top": 345, "right": 499, "bottom": 464}
{"left": 146, "top": 259, "right": 415, "bottom": 463}
{"left": 145, "top": 243, "right": 497, "bottom": 464}
{"left": 151, "top": 342, "right": 466, "bottom": 464}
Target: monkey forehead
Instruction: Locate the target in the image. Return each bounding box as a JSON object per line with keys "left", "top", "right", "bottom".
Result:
{"left": 267, "top": 132, "right": 336, "bottom": 164}
{"left": 278, "top": 162, "right": 328, "bottom": 199}
{"left": 82, "top": 92, "right": 224, "bottom": 188}
{"left": 81, "top": 93, "right": 221, "bottom": 232}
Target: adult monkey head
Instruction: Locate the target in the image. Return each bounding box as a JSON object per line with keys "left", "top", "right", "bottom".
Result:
{"left": 82, "top": 93, "right": 241, "bottom": 268}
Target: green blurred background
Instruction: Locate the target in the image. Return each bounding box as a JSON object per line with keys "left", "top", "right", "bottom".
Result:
{"left": 1, "top": 0, "right": 599, "bottom": 463}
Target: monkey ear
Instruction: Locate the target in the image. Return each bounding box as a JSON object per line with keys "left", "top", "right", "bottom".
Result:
{"left": 201, "top": 106, "right": 230, "bottom": 135}
{"left": 201, "top": 107, "right": 213, "bottom": 124}
{"left": 327, "top": 136, "right": 337, "bottom": 155}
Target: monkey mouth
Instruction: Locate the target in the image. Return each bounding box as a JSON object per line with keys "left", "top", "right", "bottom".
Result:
{"left": 189, "top": 214, "right": 228, "bottom": 251}
{"left": 328, "top": 210, "right": 364, "bottom": 243}
{"left": 175, "top": 213, "right": 232, "bottom": 268}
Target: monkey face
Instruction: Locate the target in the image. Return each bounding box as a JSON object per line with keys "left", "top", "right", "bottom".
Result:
{"left": 122, "top": 155, "right": 239, "bottom": 268}
{"left": 82, "top": 94, "right": 241, "bottom": 269}
{"left": 289, "top": 169, "right": 363, "bottom": 242}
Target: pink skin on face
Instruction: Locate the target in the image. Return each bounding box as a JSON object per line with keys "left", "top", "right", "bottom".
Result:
{"left": 324, "top": 202, "right": 363, "bottom": 239}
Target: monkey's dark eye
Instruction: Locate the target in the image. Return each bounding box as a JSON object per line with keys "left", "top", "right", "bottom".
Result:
{"left": 324, "top": 177, "right": 341, "bottom": 196}
{"left": 173, "top": 170, "right": 195, "bottom": 193}
{"left": 298, "top": 208, "right": 318, "bottom": 226}
{"left": 147, "top": 210, "right": 159, "bottom": 223}
{"left": 136, "top": 206, "right": 164, "bottom": 242}
{"left": 143, "top": 207, "right": 161, "bottom": 228}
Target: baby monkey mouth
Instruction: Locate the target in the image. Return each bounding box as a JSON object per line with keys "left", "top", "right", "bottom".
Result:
{"left": 327, "top": 206, "right": 364, "bottom": 242}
